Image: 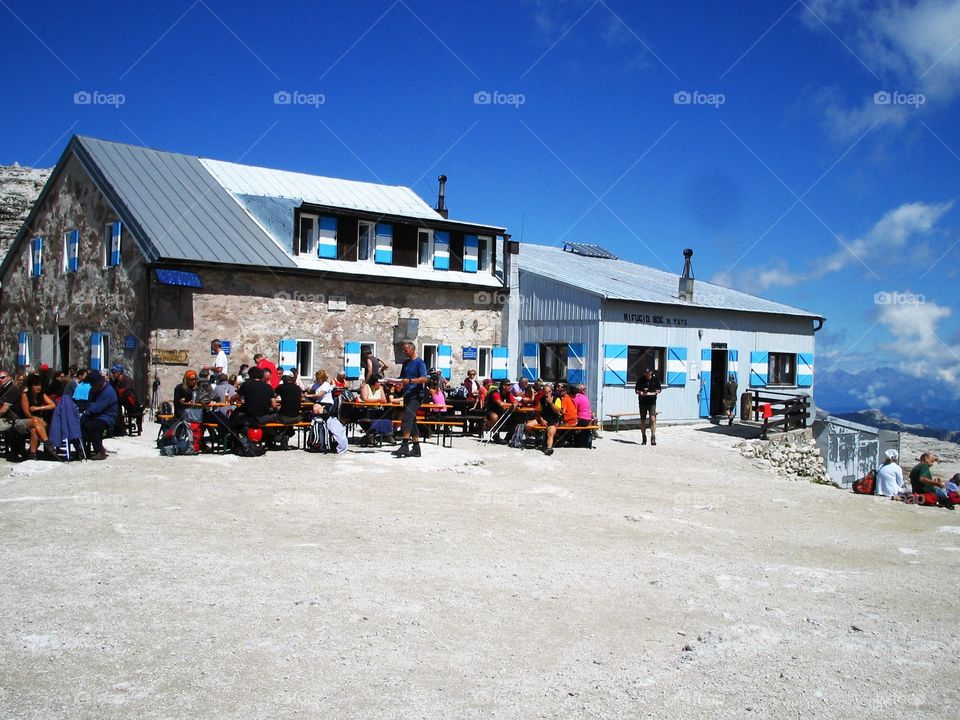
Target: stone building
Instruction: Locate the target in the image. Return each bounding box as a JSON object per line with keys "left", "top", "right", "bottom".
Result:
{"left": 0, "top": 136, "right": 511, "bottom": 404}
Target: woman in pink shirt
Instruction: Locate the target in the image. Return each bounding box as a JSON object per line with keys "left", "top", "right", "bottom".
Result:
{"left": 572, "top": 385, "right": 593, "bottom": 448}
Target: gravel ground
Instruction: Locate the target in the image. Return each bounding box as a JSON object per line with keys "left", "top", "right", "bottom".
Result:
{"left": 1, "top": 423, "right": 958, "bottom": 719}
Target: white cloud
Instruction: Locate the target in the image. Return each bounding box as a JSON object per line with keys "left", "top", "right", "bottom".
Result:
{"left": 803, "top": 0, "right": 960, "bottom": 138}
{"left": 876, "top": 295, "right": 960, "bottom": 389}
{"left": 711, "top": 200, "right": 954, "bottom": 291}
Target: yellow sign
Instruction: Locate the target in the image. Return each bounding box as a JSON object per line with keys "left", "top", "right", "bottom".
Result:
{"left": 152, "top": 349, "right": 189, "bottom": 365}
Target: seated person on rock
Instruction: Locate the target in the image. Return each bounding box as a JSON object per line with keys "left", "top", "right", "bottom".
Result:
{"left": 909, "top": 452, "right": 953, "bottom": 509}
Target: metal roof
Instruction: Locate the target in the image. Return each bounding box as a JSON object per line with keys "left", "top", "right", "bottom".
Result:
{"left": 518, "top": 243, "right": 822, "bottom": 319}
{"left": 201, "top": 157, "right": 445, "bottom": 221}
{"left": 75, "top": 136, "right": 295, "bottom": 268}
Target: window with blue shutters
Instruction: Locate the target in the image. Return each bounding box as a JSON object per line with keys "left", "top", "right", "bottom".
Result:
{"left": 344, "top": 341, "right": 361, "bottom": 379}
{"left": 433, "top": 231, "right": 449, "bottom": 270}
{"left": 29, "top": 237, "right": 43, "bottom": 277}
{"left": 17, "top": 332, "right": 30, "bottom": 368}
{"left": 626, "top": 346, "right": 665, "bottom": 384}
{"left": 296, "top": 214, "right": 316, "bottom": 255}
{"left": 357, "top": 222, "right": 375, "bottom": 262}
{"left": 768, "top": 352, "right": 796, "bottom": 386}
{"left": 797, "top": 353, "right": 814, "bottom": 387}
{"left": 749, "top": 351, "right": 768, "bottom": 387}
{"left": 477, "top": 235, "right": 492, "bottom": 272}
{"left": 491, "top": 346, "right": 509, "bottom": 380}
{"left": 317, "top": 216, "right": 337, "bottom": 259}
{"left": 463, "top": 234, "right": 479, "bottom": 273}
{"left": 104, "top": 222, "right": 122, "bottom": 267}
{"left": 278, "top": 338, "right": 298, "bottom": 372}
{"left": 374, "top": 223, "right": 393, "bottom": 264}
{"left": 418, "top": 230, "right": 433, "bottom": 267}
{"left": 521, "top": 343, "right": 538, "bottom": 381}
{"left": 437, "top": 344, "right": 452, "bottom": 379}
{"left": 90, "top": 332, "right": 109, "bottom": 371}
{"left": 666, "top": 346, "right": 687, "bottom": 385}
{"left": 566, "top": 343, "right": 586, "bottom": 384}
{"left": 602, "top": 344, "right": 627, "bottom": 384}
{"left": 63, "top": 230, "right": 79, "bottom": 273}
{"left": 539, "top": 343, "right": 567, "bottom": 383}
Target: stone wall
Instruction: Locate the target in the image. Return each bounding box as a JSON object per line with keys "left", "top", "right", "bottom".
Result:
{"left": 149, "top": 267, "right": 505, "bottom": 403}
{"left": 0, "top": 153, "right": 149, "bottom": 393}
{"left": 735, "top": 429, "right": 832, "bottom": 485}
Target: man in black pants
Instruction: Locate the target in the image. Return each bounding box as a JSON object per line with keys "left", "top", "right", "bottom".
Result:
{"left": 393, "top": 341, "right": 428, "bottom": 458}
{"left": 634, "top": 367, "right": 661, "bottom": 446}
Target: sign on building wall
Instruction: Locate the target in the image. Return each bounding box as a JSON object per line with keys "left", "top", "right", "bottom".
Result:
{"left": 462, "top": 347, "right": 478, "bottom": 360}
{"left": 622, "top": 312, "right": 689, "bottom": 327}
{"left": 124, "top": 334, "right": 137, "bottom": 350}
{"left": 153, "top": 349, "right": 189, "bottom": 365}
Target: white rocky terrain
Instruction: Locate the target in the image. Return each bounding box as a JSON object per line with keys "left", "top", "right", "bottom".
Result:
{"left": 0, "top": 164, "right": 50, "bottom": 260}
{"left": 1, "top": 422, "right": 957, "bottom": 719}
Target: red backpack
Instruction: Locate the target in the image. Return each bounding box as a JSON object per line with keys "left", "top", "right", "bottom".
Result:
{"left": 852, "top": 470, "right": 876, "bottom": 495}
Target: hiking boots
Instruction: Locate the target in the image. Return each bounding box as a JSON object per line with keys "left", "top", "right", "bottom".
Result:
{"left": 43, "top": 441, "right": 64, "bottom": 461}
{"left": 542, "top": 447, "right": 554, "bottom": 456}
{"left": 641, "top": 435, "right": 647, "bottom": 445}
{"left": 409, "top": 443, "right": 421, "bottom": 458}
{"left": 391, "top": 441, "right": 410, "bottom": 457}
{"left": 651, "top": 436, "right": 657, "bottom": 446}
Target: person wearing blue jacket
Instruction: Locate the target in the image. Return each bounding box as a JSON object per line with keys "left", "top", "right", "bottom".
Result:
{"left": 80, "top": 371, "right": 117, "bottom": 460}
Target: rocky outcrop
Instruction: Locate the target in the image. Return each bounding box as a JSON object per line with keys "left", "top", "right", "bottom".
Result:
{"left": 0, "top": 163, "right": 51, "bottom": 260}
{"left": 735, "top": 431, "right": 832, "bottom": 486}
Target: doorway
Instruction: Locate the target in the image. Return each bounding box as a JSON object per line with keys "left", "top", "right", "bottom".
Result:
{"left": 57, "top": 325, "right": 70, "bottom": 371}
{"left": 709, "top": 345, "right": 728, "bottom": 417}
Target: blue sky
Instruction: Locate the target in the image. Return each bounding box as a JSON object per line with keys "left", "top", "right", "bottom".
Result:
{"left": 2, "top": 0, "right": 960, "bottom": 403}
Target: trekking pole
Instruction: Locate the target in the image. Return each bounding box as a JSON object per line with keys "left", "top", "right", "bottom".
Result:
{"left": 481, "top": 406, "right": 514, "bottom": 445}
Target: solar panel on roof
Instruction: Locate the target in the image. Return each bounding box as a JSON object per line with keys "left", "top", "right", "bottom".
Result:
{"left": 154, "top": 269, "right": 202, "bottom": 288}
{"left": 562, "top": 242, "right": 618, "bottom": 259}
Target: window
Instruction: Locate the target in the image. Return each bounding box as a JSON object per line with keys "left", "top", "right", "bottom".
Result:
{"left": 539, "top": 343, "right": 568, "bottom": 383}
{"left": 99, "top": 333, "right": 111, "bottom": 370}
{"left": 63, "top": 230, "right": 79, "bottom": 273}
{"left": 478, "top": 235, "right": 492, "bottom": 272}
{"left": 104, "top": 222, "right": 121, "bottom": 267}
{"left": 28, "top": 237, "right": 43, "bottom": 277}
{"left": 768, "top": 352, "right": 796, "bottom": 386}
{"left": 627, "top": 346, "right": 665, "bottom": 384}
{"left": 477, "top": 346, "right": 491, "bottom": 378}
{"left": 422, "top": 343, "right": 438, "bottom": 372}
{"left": 358, "top": 221, "right": 375, "bottom": 262}
{"left": 298, "top": 214, "right": 317, "bottom": 255}
{"left": 417, "top": 229, "right": 433, "bottom": 267}
{"left": 295, "top": 340, "right": 313, "bottom": 378}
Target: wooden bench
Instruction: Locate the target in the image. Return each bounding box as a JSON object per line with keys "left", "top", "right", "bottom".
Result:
{"left": 387, "top": 418, "right": 465, "bottom": 448}
{"left": 525, "top": 424, "right": 600, "bottom": 449}
{"left": 262, "top": 422, "right": 312, "bottom": 450}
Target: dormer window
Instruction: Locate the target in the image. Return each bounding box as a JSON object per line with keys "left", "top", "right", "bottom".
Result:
{"left": 358, "top": 221, "right": 375, "bottom": 262}
{"left": 297, "top": 214, "right": 318, "bottom": 255}
{"left": 417, "top": 229, "right": 433, "bottom": 267}
{"left": 478, "top": 235, "right": 492, "bottom": 272}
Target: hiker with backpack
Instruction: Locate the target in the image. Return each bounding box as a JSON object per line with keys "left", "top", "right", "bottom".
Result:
{"left": 875, "top": 449, "right": 905, "bottom": 497}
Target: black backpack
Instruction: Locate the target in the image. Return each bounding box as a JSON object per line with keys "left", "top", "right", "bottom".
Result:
{"left": 157, "top": 418, "right": 197, "bottom": 456}
{"left": 306, "top": 417, "right": 332, "bottom": 453}
{"left": 508, "top": 423, "right": 526, "bottom": 449}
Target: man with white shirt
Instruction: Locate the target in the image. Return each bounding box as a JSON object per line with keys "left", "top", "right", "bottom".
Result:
{"left": 210, "top": 339, "right": 228, "bottom": 375}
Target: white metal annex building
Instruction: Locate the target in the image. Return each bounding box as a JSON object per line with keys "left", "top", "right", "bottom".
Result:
{"left": 508, "top": 243, "right": 824, "bottom": 422}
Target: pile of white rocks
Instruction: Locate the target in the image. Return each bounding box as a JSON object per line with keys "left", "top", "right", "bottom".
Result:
{"left": 735, "top": 431, "right": 833, "bottom": 485}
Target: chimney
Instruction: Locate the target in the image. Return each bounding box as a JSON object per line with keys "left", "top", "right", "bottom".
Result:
{"left": 678, "top": 248, "right": 694, "bottom": 302}
{"left": 435, "top": 174, "right": 449, "bottom": 219}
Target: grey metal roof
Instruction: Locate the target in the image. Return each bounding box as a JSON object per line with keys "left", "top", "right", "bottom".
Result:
{"left": 518, "top": 243, "right": 822, "bottom": 319}
{"left": 75, "top": 137, "right": 295, "bottom": 268}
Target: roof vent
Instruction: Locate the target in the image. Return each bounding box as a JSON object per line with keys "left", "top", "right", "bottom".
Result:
{"left": 435, "top": 175, "right": 448, "bottom": 219}
{"left": 678, "top": 248, "right": 694, "bottom": 302}
{"left": 562, "top": 242, "right": 618, "bottom": 259}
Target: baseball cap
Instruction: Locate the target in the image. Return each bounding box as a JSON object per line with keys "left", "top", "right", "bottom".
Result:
{"left": 111, "top": 363, "right": 124, "bottom": 373}
{"left": 184, "top": 370, "right": 198, "bottom": 379}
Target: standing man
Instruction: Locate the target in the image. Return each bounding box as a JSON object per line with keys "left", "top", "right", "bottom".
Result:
{"left": 210, "top": 339, "right": 229, "bottom": 375}
{"left": 393, "top": 341, "right": 428, "bottom": 458}
{"left": 634, "top": 367, "right": 661, "bottom": 446}
{"left": 723, "top": 373, "right": 738, "bottom": 426}
{"left": 362, "top": 348, "right": 387, "bottom": 385}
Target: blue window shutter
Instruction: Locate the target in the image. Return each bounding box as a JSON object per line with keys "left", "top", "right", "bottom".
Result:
{"left": 278, "top": 338, "right": 297, "bottom": 371}
{"left": 699, "top": 348, "right": 712, "bottom": 417}
{"left": 317, "top": 216, "right": 337, "bottom": 259}
{"left": 797, "top": 353, "right": 814, "bottom": 387}
{"left": 68, "top": 230, "right": 79, "bottom": 272}
{"left": 727, "top": 349, "right": 739, "bottom": 384}
{"left": 433, "top": 231, "right": 450, "bottom": 271}
{"left": 602, "top": 344, "right": 627, "bottom": 385}
{"left": 90, "top": 332, "right": 102, "bottom": 371}
{"left": 344, "top": 342, "right": 361, "bottom": 379}
{"left": 463, "top": 234, "right": 478, "bottom": 273}
{"left": 110, "top": 222, "right": 122, "bottom": 266}
{"left": 30, "top": 237, "right": 43, "bottom": 277}
{"left": 666, "top": 346, "right": 687, "bottom": 385}
{"left": 750, "top": 351, "right": 768, "bottom": 387}
{"left": 491, "top": 346, "right": 508, "bottom": 380}
{"left": 374, "top": 223, "right": 393, "bottom": 264}
{"left": 566, "top": 343, "right": 585, "bottom": 384}
{"left": 17, "top": 331, "right": 29, "bottom": 367}
{"left": 521, "top": 342, "right": 538, "bottom": 381}
{"left": 437, "top": 344, "right": 452, "bottom": 379}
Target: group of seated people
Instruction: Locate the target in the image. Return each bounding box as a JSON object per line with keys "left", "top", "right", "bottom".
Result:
{"left": 0, "top": 364, "right": 140, "bottom": 461}
{"left": 874, "top": 449, "right": 959, "bottom": 509}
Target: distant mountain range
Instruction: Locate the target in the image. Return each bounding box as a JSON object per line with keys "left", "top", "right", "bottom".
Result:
{"left": 0, "top": 164, "right": 51, "bottom": 260}
{"left": 816, "top": 366, "right": 960, "bottom": 443}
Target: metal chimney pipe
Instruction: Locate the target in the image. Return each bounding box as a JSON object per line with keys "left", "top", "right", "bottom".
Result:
{"left": 679, "top": 248, "right": 694, "bottom": 301}
{"left": 436, "top": 174, "right": 448, "bottom": 218}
